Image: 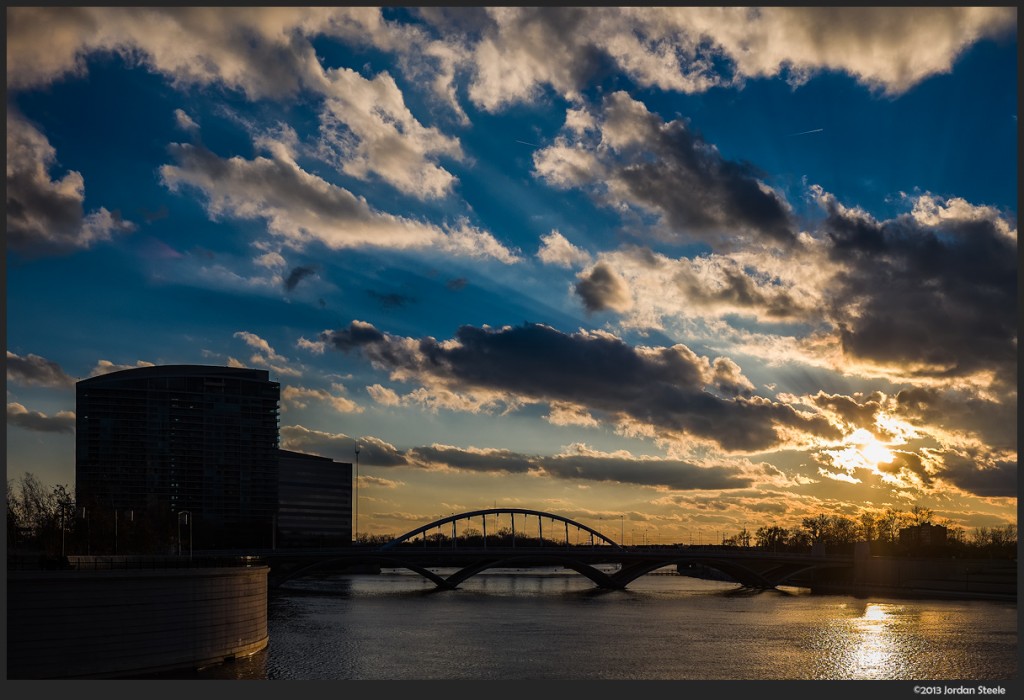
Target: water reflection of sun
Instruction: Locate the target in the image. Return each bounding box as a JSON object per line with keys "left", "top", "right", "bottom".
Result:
{"left": 815, "top": 603, "right": 914, "bottom": 679}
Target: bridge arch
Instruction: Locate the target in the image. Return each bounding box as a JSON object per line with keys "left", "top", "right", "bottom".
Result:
{"left": 380, "top": 508, "right": 623, "bottom": 550}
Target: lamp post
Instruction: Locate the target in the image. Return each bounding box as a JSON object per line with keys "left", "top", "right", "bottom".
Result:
{"left": 353, "top": 442, "right": 360, "bottom": 546}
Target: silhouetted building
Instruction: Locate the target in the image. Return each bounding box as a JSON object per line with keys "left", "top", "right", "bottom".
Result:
{"left": 277, "top": 450, "right": 352, "bottom": 547}
{"left": 76, "top": 365, "right": 280, "bottom": 550}
{"left": 899, "top": 523, "right": 948, "bottom": 549}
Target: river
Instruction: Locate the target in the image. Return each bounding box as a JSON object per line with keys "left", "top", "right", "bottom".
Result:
{"left": 133, "top": 567, "right": 1017, "bottom": 681}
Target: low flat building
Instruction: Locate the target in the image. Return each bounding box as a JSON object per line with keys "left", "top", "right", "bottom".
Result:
{"left": 277, "top": 449, "right": 352, "bottom": 548}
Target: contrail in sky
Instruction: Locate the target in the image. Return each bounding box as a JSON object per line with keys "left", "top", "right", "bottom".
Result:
{"left": 515, "top": 139, "right": 540, "bottom": 147}
{"left": 788, "top": 128, "right": 824, "bottom": 136}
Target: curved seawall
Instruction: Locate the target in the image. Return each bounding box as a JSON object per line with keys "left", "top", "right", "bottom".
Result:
{"left": 7, "top": 564, "right": 269, "bottom": 679}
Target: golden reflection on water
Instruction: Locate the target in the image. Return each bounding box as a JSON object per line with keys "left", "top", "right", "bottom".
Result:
{"left": 814, "top": 602, "right": 920, "bottom": 679}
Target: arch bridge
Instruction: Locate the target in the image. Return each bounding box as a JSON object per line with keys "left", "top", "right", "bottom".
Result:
{"left": 265, "top": 508, "right": 853, "bottom": 591}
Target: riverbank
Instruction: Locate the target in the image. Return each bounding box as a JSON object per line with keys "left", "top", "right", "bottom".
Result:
{"left": 677, "top": 556, "right": 1017, "bottom": 603}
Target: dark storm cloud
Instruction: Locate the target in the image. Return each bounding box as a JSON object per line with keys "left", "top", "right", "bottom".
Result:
{"left": 611, "top": 121, "right": 797, "bottom": 247}
{"left": 320, "top": 320, "right": 841, "bottom": 452}
{"left": 279, "top": 425, "right": 409, "bottom": 467}
{"left": 809, "top": 391, "right": 883, "bottom": 429}
{"left": 7, "top": 403, "right": 76, "bottom": 433}
{"left": 537, "top": 92, "right": 797, "bottom": 248}
{"left": 820, "top": 199, "right": 1017, "bottom": 385}
{"left": 575, "top": 262, "right": 632, "bottom": 313}
{"left": 409, "top": 444, "right": 751, "bottom": 490}
{"left": 7, "top": 111, "right": 135, "bottom": 257}
{"left": 320, "top": 320, "right": 388, "bottom": 352}
{"left": 6, "top": 352, "right": 75, "bottom": 388}
{"left": 283, "top": 265, "right": 317, "bottom": 292}
{"left": 540, "top": 454, "right": 751, "bottom": 490}
{"left": 894, "top": 387, "right": 1017, "bottom": 451}
{"left": 409, "top": 445, "right": 536, "bottom": 474}
{"left": 939, "top": 454, "right": 1017, "bottom": 499}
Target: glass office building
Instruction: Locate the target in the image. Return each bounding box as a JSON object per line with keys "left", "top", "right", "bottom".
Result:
{"left": 76, "top": 365, "right": 281, "bottom": 550}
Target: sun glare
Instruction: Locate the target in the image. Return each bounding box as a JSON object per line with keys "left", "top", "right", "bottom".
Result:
{"left": 849, "top": 428, "right": 895, "bottom": 466}
{"left": 826, "top": 428, "right": 896, "bottom": 474}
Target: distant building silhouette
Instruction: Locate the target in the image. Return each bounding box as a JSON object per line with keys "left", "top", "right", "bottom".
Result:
{"left": 278, "top": 449, "right": 352, "bottom": 548}
{"left": 899, "top": 523, "right": 948, "bottom": 549}
{"left": 76, "top": 365, "right": 281, "bottom": 550}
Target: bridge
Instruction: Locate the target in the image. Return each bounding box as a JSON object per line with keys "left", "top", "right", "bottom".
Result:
{"left": 262, "top": 508, "right": 854, "bottom": 591}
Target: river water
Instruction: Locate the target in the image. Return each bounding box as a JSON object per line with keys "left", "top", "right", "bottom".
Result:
{"left": 140, "top": 568, "right": 1017, "bottom": 681}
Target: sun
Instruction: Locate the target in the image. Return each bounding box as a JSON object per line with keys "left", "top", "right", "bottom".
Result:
{"left": 848, "top": 428, "right": 895, "bottom": 468}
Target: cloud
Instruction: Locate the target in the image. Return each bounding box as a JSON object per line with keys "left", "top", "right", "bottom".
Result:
{"left": 317, "top": 67, "right": 463, "bottom": 200}
{"left": 409, "top": 444, "right": 537, "bottom": 474}
{"left": 234, "top": 331, "right": 287, "bottom": 363}
{"left": 938, "top": 453, "right": 1017, "bottom": 499}
{"left": 159, "top": 139, "right": 519, "bottom": 262}
{"left": 453, "top": 7, "right": 1015, "bottom": 110}
{"left": 816, "top": 189, "right": 1017, "bottom": 387}
{"left": 567, "top": 244, "right": 828, "bottom": 332}
{"left": 6, "top": 7, "right": 341, "bottom": 97}
{"left": 540, "top": 445, "right": 753, "bottom": 490}
{"left": 7, "top": 8, "right": 470, "bottom": 201}
{"left": 366, "top": 383, "right": 401, "bottom": 406}
{"left": 280, "top": 425, "right": 410, "bottom": 467}
{"left": 575, "top": 262, "right": 634, "bottom": 314}
{"left": 282, "top": 384, "right": 362, "bottom": 414}
{"left": 359, "top": 475, "right": 404, "bottom": 489}
{"left": 89, "top": 359, "right": 156, "bottom": 377}
{"left": 7, "top": 403, "right": 76, "bottom": 433}
{"left": 892, "top": 387, "right": 1016, "bottom": 454}
{"left": 405, "top": 442, "right": 755, "bottom": 490}
{"left": 536, "top": 230, "right": 592, "bottom": 268}
{"left": 544, "top": 402, "right": 600, "bottom": 428}
{"left": 283, "top": 265, "right": 317, "bottom": 292}
{"left": 7, "top": 110, "right": 135, "bottom": 257}
{"left": 319, "top": 320, "right": 841, "bottom": 452}
{"left": 296, "top": 337, "right": 327, "bottom": 354}
{"left": 535, "top": 93, "right": 796, "bottom": 247}
{"left": 173, "top": 108, "right": 199, "bottom": 132}
{"left": 8, "top": 7, "right": 1013, "bottom": 117}
{"left": 6, "top": 352, "right": 75, "bottom": 388}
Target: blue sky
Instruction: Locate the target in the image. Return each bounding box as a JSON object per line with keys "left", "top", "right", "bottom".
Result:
{"left": 6, "top": 7, "right": 1017, "bottom": 542}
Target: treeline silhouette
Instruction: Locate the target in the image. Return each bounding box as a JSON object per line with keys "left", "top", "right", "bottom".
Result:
{"left": 8, "top": 472, "right": 1017, "bottom": 561}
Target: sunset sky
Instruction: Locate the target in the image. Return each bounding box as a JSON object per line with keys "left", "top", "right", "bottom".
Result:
{"left": 6, "top": 7, "right": 1017, "bottom": 543}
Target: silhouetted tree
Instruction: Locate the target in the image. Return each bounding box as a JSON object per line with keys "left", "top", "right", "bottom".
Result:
{"left": 909, "top": 504, "right": 934, "bottom": 526}
{"left": 755, "top": 525, "right": 788, "bottom": 551}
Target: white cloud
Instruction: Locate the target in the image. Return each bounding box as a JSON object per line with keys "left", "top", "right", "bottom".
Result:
{"left": 233, "top": 331, "right": 287, "bottom": 363}
{"left": 159, "top": 139, "right": 518, "bottom": 262}
{"left": 536, "top": 230, "right": 592, "bottom": 268}
{"left": 282, "top": 385, "right": 362, "bottom": 413}
{"left": 366, "top": 383, "right": 401, "bottom": 406}
{"left": 318, "top": 67, "right": 463, "bottom": 200}
{"left": 462, "top": 7, "right": 1016, "bottom": 110}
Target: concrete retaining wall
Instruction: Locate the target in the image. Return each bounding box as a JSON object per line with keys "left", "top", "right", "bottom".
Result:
{"left": 7, "top": 565, "right": 269, "bottom": 679}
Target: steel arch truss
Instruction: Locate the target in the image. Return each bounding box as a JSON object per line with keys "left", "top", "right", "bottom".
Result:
{"left": 380, "top": 508, "right": 623, "bottom": 550}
